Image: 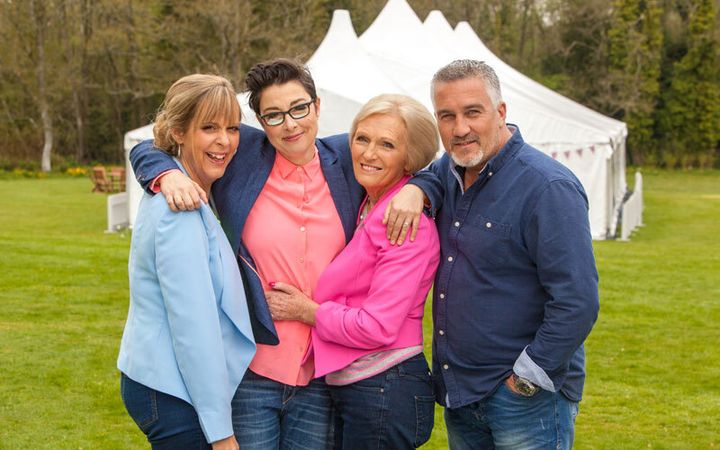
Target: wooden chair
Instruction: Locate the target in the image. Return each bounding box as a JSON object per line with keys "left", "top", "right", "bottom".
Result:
{"left": 109, "top": 166, "right": 126, "bottom": 192}
{"left": 90, "top": 166, "right": 111, "bottom": 193}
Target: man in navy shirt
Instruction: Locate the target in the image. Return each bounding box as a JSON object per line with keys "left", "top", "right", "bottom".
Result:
{"left": 425, "top": 60, "right": 599, "bottom": 449}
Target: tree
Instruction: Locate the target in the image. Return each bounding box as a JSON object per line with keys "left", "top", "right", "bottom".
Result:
{"left": 659, "top": 0, "right": 720, "bottom": 167}
{"left": 539, "top": 0, "right": 614, "bottom": 109}
{"left": 607, "top": 0, "right": 664, "bottom": 165}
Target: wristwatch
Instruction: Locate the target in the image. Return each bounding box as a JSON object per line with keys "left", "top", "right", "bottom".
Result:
{"left": 511, "top": 373, "right": 540, "bottom": 397}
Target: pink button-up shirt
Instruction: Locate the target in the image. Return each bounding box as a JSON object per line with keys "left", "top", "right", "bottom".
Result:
{"left": 312, "top": 176, "right": 440, "bottom": 378}
{"left": 242, "top": 149, "right": 346, "bottom": 386}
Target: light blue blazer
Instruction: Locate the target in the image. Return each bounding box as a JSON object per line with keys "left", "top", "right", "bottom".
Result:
{"left": 117, "top": 171, "right": 256, "bottom": 443}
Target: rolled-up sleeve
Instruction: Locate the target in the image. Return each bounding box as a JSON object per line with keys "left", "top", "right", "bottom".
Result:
{"left": 129, "top": 140, "right": 180, "bottom": 193}
{"left": 518, "top": 179, "right": 599, "bottom": 390}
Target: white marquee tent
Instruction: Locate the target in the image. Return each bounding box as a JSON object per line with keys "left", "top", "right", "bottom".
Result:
{"left": 121, "top": 0, "right": 631, "bottom": 239}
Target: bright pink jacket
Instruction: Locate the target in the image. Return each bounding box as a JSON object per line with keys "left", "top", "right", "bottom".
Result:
{"left": 312, "top": 176, "right": 440, "bottom": 378}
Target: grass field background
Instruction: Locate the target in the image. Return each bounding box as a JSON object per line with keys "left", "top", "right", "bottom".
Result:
{"left": 1, "top": 169, "right": 718, "bottom": 449}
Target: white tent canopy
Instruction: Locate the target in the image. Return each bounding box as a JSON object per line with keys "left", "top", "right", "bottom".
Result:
{"left": 123, "top": 0, "right": 629, "bottom": 239}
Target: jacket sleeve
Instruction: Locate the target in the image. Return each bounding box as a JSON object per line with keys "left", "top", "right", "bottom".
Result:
{"left": 313, "top": 215, "right": 439, "bottom": 349}
{"left": 516, "top": 179, "right": 600, "bottom": 391}
{"left": 407, "top": 157, "right": 446, "bottom": 216}
{"left": 129, "top": 139, "right": 180, "bottom": 193}
{"left": 154, "top": 208, "right": 233, "bottom": 443}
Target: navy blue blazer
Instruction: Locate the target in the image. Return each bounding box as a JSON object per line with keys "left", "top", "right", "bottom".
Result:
{"left": 130, "top": 124, "right": 443, "bottom": 346}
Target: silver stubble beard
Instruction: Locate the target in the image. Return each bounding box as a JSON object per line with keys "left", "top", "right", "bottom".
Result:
{"left": 450, "top": 150, "right": 486, "bottom": 169}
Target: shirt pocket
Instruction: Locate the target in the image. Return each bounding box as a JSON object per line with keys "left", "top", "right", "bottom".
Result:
{"left": 459, "top": 215, "right": 512, "bottom": 267}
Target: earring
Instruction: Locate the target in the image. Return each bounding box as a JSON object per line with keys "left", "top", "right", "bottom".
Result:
{"left": 177, "top": 143, "right": 182, "bottom": 157}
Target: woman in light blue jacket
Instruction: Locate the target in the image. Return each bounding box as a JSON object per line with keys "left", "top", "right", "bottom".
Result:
{"left": 117, "top": 74, "right": 255, "bottom": 450}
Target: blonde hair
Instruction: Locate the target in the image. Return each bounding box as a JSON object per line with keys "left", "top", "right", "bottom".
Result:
{"left": 350, "top": 94, "right": 438, "bottom": 173}
{"left": 153, "top": 74, "right": 241, "bottom": 156}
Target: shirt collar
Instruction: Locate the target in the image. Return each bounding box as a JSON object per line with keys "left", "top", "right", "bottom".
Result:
{"left": 274, "top": 146, "right": 321, "bottom": 180}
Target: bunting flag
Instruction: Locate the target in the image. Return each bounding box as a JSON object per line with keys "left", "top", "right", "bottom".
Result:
{"left": 549, "top": 146, "right": 597, "bottom": 160}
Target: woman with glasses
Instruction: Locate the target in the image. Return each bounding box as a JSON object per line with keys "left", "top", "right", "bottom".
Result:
{"left": 266, "top": 94, "right": 439, "bottom": 449}
{"left": 128, "top": 59, "right": 442, "bottom": 449}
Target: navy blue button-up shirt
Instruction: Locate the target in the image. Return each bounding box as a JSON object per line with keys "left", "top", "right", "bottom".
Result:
{"left": 430, "top": 126, "right": 599, "bottom": 408}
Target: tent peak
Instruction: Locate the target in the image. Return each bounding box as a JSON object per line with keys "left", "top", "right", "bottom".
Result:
{"left": 361, "top": 0, "right": 422, "bottom": 40}
{"left": 329, "top": 9, "right": 355, "bottom": 32}
{"left": 425, "top": 10, "right": 448, "bottom": 23}
{"left": 424, "top": 10, "right": 453, "bottom": 29}
{"left": 455, "top": 21, "right": 473, "bottom": 32}
{"left": 326, "top": 8, "right": 358, "bottom": 40}
{"left": 423, "top": 9, "right": 457, "bottom": 48}
{"left": 307, "top": 8, "right": 359, "bottom": 67}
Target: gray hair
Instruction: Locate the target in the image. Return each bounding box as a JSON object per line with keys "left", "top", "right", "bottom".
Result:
{"left": 431, "top": 60, "right": 502, "bottom": 107}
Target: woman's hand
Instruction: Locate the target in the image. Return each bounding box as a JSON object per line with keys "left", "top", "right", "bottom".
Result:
{"left": 212, "top": 435, "right": 239, "bottom": 450}
{"left": 265, "top": 282, "right": 318, "bottom": 325}
{"left": 383, "top": 184, "right": 425, "bottom": 245}
{"left": 159, "top": 170, "right": 208, "bottom": 211}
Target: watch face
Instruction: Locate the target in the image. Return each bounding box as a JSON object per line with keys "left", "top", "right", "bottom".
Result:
{"left": 515, "top": 376, "right": 539, "bottom": 397}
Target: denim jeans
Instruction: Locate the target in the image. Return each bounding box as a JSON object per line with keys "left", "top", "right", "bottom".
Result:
{"left": 444, "top": 382, "right": 580, "bottom": 450}
{"left": 329, "top": 353, "right": 435, "bottom": 449}
{"left": 120, "top": 373, "right": 211, "bottom": 449}
{"left": 231, "top": 370, "right": 333, "bottom": 449}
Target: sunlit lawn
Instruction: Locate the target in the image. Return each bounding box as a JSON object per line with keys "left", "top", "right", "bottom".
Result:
{"left": 1, "top": 169, "right": 718, "bottom": 449}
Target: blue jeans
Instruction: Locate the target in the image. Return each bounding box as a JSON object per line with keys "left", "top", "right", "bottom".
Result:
{"left": 231, "top": 370, "right": 333, "bottom": 449}
{"left": 329, "top": 353, "right": 435, "bottom": 449}
{"left": 120, "top": 373, "right": 211, "bottom": 449}
{"left": 444, "top": 383, "right": 579, "bottom": 450}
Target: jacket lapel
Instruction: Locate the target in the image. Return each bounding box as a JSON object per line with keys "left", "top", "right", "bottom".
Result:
{"left": 318, "top": 140, "right": 356, "bottom": 243}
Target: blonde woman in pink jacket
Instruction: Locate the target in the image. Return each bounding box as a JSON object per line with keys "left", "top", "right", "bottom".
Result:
{"left": 266, "top": 94, "right": 440, "bottom": 449}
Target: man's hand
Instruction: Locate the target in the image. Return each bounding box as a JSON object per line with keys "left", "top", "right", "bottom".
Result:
{"left": 505, "top": 375, "right": 522, "bottom": 395}
{"left": 383, "top": 184, "right": 425, "bottom": 245}
{"left": 159, "top": 170, "right": 208, "bottom": 211}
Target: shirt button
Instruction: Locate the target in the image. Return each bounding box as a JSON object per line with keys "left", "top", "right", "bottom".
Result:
{"left": 447, "top": 256, "right": 453, "bottom": 262}
{"left": 454, "top": 221, "right": 460, "bottom": 227}
{"left": 438, "top": 330, "right": 445, "bottom": 335}
{"left": 299, "top": 257, "right": 304, "bottom": 263}
{"left": 486, "top": 222, "right": 492, "bottom": 228}
{"left": 300, "top": 226, "right": 306, "bottom": 232}
{"left": 488, "top": 171, "right": 493, "bottom": 177}
{"left": 443, "top": 364, "right": 449, "bottom": 370}
{"left": 439, "top": 293, "right": 445, "bottom": 299}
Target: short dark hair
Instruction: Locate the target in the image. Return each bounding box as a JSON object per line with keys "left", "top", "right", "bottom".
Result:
{"left": 431, "top": 59, "right": 502, "bottom": 106}
{"left": 244, "top": 58, "right": 317, "bottom": 115}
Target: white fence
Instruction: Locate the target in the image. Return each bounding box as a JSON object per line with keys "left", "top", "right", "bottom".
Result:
{"left": 106, "top": 192, "right": 129, "bottom": 233}
{"left": 620, "top": 172, "right": 644, "bottom": 240}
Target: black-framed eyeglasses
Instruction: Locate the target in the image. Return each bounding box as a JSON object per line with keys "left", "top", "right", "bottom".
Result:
{"left": 259, "top": 100, "right": 316, "bottom": 126}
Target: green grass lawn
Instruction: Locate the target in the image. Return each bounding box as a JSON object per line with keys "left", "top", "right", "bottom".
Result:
{"left": 1, "top": 169, "right": 718, "bottom": 449}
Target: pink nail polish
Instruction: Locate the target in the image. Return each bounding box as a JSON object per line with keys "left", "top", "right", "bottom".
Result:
{"left": 269, "top": 282, "right": 276, "bottom": 288}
